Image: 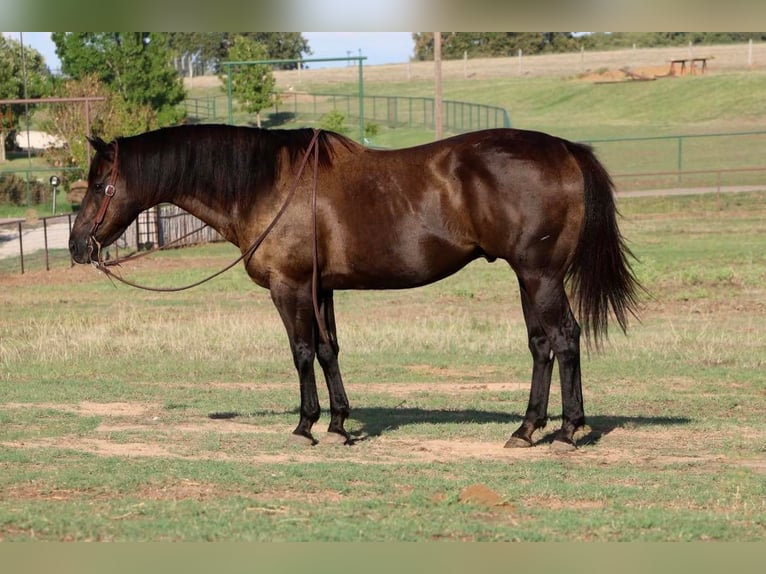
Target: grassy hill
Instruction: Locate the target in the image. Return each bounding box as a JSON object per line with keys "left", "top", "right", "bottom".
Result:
{"left": 187, "top": 43, "right": 766, "bottom": 143}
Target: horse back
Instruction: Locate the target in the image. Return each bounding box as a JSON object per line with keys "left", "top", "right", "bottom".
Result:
{"left": 311, "top": 129, "right": 585, "bottom": 289}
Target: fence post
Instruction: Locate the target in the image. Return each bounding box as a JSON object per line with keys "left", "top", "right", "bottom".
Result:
{"left": 68, "top": 213, "right": 74, "bottom": 267}
{"left": 43, "top": 218, "right": 50, "bottom": 271}
{"left": 677, "top": 136, "right": 683, "bottom": 183}
{"left": 155, "top": 206, "right": 164, "bottom": 248}
{"left": 17, "top": 220, "right": 24, "bottom": 274}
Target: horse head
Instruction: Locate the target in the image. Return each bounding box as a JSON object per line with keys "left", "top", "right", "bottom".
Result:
{"left": 69, "top": 136, "right": 142, "bottom": 264}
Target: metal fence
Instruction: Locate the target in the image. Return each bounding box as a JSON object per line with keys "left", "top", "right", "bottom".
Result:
{"left": 584, "top": 130, "right": 766, "bottom": 191}
{"left": 0, "top": 205, "right": 220, "bottom": 275}
{"left": 271, "top": 92, "right": 512, "bottom": 133}
{"left": 124, "top": 204, "right": 222, "bottom": 251}
{"left": 183, "top": 92, "right": 512, "bottom": 134}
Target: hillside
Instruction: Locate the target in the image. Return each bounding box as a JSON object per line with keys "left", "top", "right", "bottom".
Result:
{"left": 186, "top": 43, "right": 766, "bottom": 143}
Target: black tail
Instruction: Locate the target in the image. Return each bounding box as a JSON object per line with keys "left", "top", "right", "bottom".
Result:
{"left": 565, "top": 141, "right": 641, "bottom": 346}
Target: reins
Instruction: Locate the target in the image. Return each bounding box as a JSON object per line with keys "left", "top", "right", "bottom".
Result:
{"left": 90, "top": 128, "right": 330, "bottom": 343}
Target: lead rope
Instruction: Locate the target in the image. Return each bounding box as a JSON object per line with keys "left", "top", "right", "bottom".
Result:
{"left": 94, "top": 129, "right": 330, "bottom": 342}
{"left": 310, "top": 135, "right": 330, "bottom": 344}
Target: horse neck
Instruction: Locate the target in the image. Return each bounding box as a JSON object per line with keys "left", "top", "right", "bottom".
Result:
{"left": 168, "top": 190, "right": 240, "bottom": 245}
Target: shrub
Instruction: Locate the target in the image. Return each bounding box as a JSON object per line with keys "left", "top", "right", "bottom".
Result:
{"left": 364, "top": 122, "right": 380, "bottom": 139}
{"left": 320, "top": 110, "right": 348, "bottom": 134}
{"left": 0, "top": 173, "right": 45, "bottom": 206}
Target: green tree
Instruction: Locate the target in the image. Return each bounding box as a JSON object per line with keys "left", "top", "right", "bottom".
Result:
{"left": 52, "top": 32, "right": 185, "bottom": 127}
{"left": 412, "top": 32, "right": 577, "bottom": 60}
{"left": 166, "top": 33, "right": 311, "bottom": 74}
{"left": 0, "top": 34, "right": 53, "bottom": 163}
{"left": 238, "top": 33, "right": 311, "bottom": 69}
{"left": 219, "top": 36, "right": 277, "bottom": 128}
{"left": 166, "top": 32, "right": 229, "bottom": 75}
{"left": 43, "top": 74, "right": 157, "bottom": 182}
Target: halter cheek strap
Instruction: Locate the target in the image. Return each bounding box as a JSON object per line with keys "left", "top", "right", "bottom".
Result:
{"left": 90, "top": 140, "right": 120, "bottom": 238}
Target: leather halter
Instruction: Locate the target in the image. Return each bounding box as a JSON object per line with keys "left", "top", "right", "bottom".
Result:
{"left": 90, "top": 140, "right": 120, "bottom": 240}
{"left": 90, "top": 129, "right": 330, "bottom": 343}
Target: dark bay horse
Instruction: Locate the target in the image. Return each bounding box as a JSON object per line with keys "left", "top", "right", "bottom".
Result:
{"left": 69, "top": 125, "right": 640, "bottom": 451}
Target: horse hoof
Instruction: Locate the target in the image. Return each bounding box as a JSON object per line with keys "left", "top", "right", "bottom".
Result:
{"left": 504, "top": 436, "right": 533, "bottom": 448}
{"left": 289, "top": 432, "right": 317, "bottom": 446}
{"left": 323, "top": 431, "right": 350, "bottom": 445}
{"left": 573, "top": 425, "right": 593, "bottom": 441}
{"left": 550, "top": 439, "right": 577, "bottom": 453}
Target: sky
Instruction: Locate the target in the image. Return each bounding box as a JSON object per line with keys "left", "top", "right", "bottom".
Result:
{"left": 3, "top": 32, "right": 416, "bottom": 71}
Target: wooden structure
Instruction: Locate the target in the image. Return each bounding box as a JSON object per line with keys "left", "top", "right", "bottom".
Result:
{"left": 668, "top": 57, "right": 709, "bottom": 76}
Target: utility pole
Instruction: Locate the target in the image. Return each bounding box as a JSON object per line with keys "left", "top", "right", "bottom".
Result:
{"left": 20, "top": 32, "right": 32, "bottom": 204}
{"left": 434, "top": 32, "right": 443, "bottom": 140}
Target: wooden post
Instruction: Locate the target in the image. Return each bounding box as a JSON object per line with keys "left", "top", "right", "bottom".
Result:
{"left": 434, "top": 32, "right": 443, "bottom": 140}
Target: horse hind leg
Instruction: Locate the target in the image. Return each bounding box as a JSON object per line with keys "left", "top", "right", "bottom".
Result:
{"left": 505, "top": 279, "right": 555, "bottom": 448}
{"left": 513, "top": 274, "right": 585, "bottom": 452}
{"left": 315, "top": 291, "right": 352, "bottom": 444}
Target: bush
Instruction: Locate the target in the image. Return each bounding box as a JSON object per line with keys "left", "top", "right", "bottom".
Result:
{"left": 364, "top": 122, "right": 380, "bottom": 139}
{"left": 320, "top": 110, "right": 348, "bottom": 134}
{"left": 0, "top": 173, "right": 45, "bottom": 206}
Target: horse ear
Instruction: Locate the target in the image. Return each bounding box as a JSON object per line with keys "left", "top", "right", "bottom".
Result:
{"left": 87, "top": 135, "right": 115, "bottom": 161}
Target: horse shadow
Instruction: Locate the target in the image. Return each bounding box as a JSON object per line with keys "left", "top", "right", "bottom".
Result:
{"left": 209, "top": 406, "right": 692, "bottom": 447}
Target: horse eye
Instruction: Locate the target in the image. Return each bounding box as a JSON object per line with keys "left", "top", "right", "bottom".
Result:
{"left": 93, "top": 182, "right": 104, "bottom": 192}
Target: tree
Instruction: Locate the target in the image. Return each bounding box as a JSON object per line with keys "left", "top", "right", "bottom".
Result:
{"left": 166, "top": 33, "right": 229, "bottom": 75}
{"left": 52, "top": 32, "right": 185, "bottom": 127}
{"left": 165, "top": 33, "right": 311, "bottom": 74}
{"left": 219, "top": 36, "right": 277, "bottom": 128}
{"left": 42, "top": 74, "right": 158, "bottom": 182}
{"left": 413, "top": 32, "right": 577, "bottom": 60}
{"left": 239, "top": 33, "right": 311, "bottom": 69}
{"left": 0, "top": 34, "right": 53, "bottom": 163}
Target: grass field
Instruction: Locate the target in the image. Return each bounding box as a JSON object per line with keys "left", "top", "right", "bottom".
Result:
{"left": 1, "top": 191, "right": 764, "bottom": 541}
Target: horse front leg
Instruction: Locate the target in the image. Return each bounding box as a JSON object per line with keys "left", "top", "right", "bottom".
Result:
{"left": 270, "top": 282, "right": 321, "bottom": 445}
{"left": 315, "top": 291, "right": 351, "bottom": 444}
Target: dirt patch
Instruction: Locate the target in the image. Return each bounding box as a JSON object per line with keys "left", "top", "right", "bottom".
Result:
{"left": 459, "top": 484, "right": 505, "bottom": 506}
{"left": 78, "top": 401, "right": 155, "bottom": 418}
{"left": 2, "top": 482, "right": 113, "bottom": 502}
{"left": 580, "top": 65, "right": 676, "bottom": 83}
{"left": 522, "top": 495, "right": 605, "bottom": 510}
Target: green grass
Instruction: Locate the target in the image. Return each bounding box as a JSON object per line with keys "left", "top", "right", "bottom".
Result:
{"left": 1, "top": 191, "right": 764, "bottom": 541}
{"left": 265, "top": 72, "right": 766, "bottom": 139}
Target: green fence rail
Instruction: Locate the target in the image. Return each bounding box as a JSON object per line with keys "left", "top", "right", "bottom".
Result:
{"left": 183, "top": 92, "right": 512, "bottom": 136}
{"left": 582, "top": 131, "right": 766, "bottom": 191}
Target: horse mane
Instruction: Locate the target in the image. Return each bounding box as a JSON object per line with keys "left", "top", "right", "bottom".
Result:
{"left": 112, "top": 125, "right": 355, "bottom": 208}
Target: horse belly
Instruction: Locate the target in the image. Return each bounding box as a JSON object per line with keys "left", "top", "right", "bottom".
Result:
{"left": 324, "top": 229, "right": 478, "bottom": 290}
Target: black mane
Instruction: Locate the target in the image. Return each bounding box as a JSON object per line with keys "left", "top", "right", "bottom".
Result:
{"left": 113, "top": 124, "right": 352, "bottom": 208}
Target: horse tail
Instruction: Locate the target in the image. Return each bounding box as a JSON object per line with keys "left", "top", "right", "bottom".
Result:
{"left": 565, "top": 141, "right": 641, "bottom": 346}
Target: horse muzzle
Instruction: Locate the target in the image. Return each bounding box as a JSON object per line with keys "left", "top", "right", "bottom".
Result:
{"left": 68, "top": 233, "right": 94, "bottom": 264}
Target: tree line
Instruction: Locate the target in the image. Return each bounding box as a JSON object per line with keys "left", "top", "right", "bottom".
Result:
{"left": 412, "top": 32, "right": 766, "bottom": 60}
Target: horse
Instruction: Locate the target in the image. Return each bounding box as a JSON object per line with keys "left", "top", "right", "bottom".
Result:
{"left": 69, "top": 124, "right": 640, "bottom": 451}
